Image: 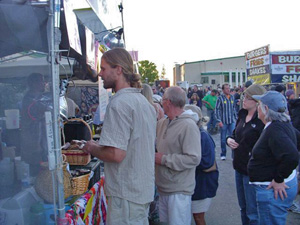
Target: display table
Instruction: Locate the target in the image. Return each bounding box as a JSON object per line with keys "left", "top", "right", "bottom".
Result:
{"left": 65, "top": 177, "right": 107, "bottom": 225}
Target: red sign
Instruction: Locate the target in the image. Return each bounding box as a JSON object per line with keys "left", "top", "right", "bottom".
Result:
{"left": 245, "top": 45, "right": 269, "bottom": 60}
{"left": 272, "top": 55, "right": 300, "bottom": 64}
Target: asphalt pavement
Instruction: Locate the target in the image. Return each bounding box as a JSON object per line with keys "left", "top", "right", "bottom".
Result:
{"left": 191, "top": 107, "right": 300, "bottom": 225}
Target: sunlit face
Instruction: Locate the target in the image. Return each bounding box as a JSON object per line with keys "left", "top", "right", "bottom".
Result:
{"left": 98, "top": 58, "right": 118, "bottom": 89}
{"left": 222, "top": 85, "right": 230, "bottom": 95}
{"left": 162, "top": 93, "right": 170, "bottom": 116}
{"left": 243, "top": 94, "right": 257, "bottom": 111}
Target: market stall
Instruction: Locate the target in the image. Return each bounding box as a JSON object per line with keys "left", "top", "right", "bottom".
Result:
{"left": 0, "top": 0, "right": 120, "bottom": 224}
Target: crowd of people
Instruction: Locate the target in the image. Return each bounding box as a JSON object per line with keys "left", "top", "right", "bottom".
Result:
{"left": 81, "top": 48, "right": 299, "bottom": 225}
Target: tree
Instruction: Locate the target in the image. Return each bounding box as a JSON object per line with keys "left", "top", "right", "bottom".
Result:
{"left": 160, "top": 64, "right": 166, "bottom": 79}
{"left": 138, "top": 60, "right": 159, "bottom": 83}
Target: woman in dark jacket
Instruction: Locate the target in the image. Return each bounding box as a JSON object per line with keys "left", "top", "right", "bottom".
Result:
{"left": 248, "top": 91, "right": 299, "bottom": 225}
{"left": 226, "top": 84, "right": 266, "bottom": 225}
{"left": 184, "top": 105, "right": 219, "bottom": 225}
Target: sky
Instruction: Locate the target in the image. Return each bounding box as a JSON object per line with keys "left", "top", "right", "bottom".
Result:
{"left": 122, "top": 0, "right": 300, "bottom": 83}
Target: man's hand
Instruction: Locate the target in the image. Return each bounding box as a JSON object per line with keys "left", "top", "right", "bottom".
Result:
{"left": 155, "top": 152, "right": 164, "bottom": 165}
{"left": 218, "top": 122, "right": 223, "bottom": 128}
{"left": 82, "top": 140, "right": 99, "bottom": 155}
{"left": 82, "top": 141, "right": 126, "bottom": 163}
{"left": 227, "top": 138, "right": 239, "bottom": 149}
{"left": 267, "top": 179, "right": 289, "bottom": 200}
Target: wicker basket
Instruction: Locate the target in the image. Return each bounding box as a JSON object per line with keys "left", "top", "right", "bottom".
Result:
{"left": 34, "top": 161, "right": 72, "bottom": 203}
{"left": 61, "top": 150, "right": 91, "bottom": 165}
{"left": 62, "top": 118, "right": 93, "bottom": 143}
{"left": 61, "top": 118, "right": 92, "bottom": 165}
{"left": 71, "top": 172, "right": 90, "bottom": 195}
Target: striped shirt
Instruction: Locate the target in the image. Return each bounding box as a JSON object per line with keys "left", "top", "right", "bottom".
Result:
{"left": 215, "top": 94, "right": 237, "bottom": 124}
{"left": 99, "top": 88, "right": 156, "bottom": 204}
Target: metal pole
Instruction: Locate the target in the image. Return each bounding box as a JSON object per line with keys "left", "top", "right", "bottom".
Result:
{"left": 50, "top": 0, "right": 66, "bottom": 223}
{"left": 118, "top": 1, "right": 126, "bottom": 48}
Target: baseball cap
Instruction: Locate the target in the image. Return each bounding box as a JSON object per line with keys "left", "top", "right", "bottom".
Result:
{"left": 252, "top": 91, "right": 287, "bottom": 112}
{"left": 244, "top": 84, "right": 266, "bottom": 99}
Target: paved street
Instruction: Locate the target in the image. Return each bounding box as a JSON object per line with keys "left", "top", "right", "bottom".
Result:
{"left": 192, "top": 107, "right": 300, "bottom": 225}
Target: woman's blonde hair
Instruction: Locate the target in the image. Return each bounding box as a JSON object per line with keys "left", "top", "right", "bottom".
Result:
{"left": 141, "top": 83, "right": 154, "bottom": 104}
{"left": 191, "top": 93, "right": 200, "bottom": 100}
{"left": 102, "top": 48, "right": 141, "bottom": 88}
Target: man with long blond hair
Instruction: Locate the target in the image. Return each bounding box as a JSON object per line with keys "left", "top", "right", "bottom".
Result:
{"left": 83, "top": 48, "right": 156, "bottom": 225}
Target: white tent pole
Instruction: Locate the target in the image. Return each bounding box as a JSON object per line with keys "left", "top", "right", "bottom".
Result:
{"left": 50, "top": 0, "right": 66, "bottom": 223}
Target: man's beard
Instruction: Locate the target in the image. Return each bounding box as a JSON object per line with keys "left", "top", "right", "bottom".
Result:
{"left": 103, "top": 79, "right": 116, "bottom": 90}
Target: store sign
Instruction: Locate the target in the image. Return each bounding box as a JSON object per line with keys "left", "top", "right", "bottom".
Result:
{"left": 250, "top": 74, "right": 270, "bottom": 85}
{"left": 272, "top": 65, "right": 300, "bottom": 74}
{"left": 271, "top": 53, "right": 300, "bottom": 83}
{"left": 247, "top": 65, "right": 270, "bottom": 76}
{"left": 272, "top": 55, "right": 300, "bottom": 64}
{"left": 64, "top": 0, "right": 82, "bottom": 55}
{"left": 271, "top": 54, "right": 300, "bottom": 74}
{"left": 245, "top": 45, "right": 269, "bottom": 61}
{"left": 272, "top": 74, "right": 300, "bottom": 83}
{"left": 245, "top": 45, "right": 270, "bottom": 78}
{"left": 85, "top": 27, "right": 96, "bottom": 70}
{"left": 246, "top": 55, "right": 270, "bottom": 69}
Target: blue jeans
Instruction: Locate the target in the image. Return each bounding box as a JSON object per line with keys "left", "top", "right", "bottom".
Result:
{"left": 252, "top": 174, "right": 298, "bottom": 225}
{"left": 220, "top": 122, "right": 235, "bottom": 157}
{"left": 235, "top": 171, "right": 258, "bottom": 225}
{"left": 207, "top": 109, "right": 216, "bottom": 131}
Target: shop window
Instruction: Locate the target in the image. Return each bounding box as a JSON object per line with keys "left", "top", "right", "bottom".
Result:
{"left": 201, "top": 77, "right": 209, "bottom": 84}
{"left": 211, "top": 79, "right": 216, "bottom": 84}
{"left": 224, "top": 74, "right": 229, "bottom": 82}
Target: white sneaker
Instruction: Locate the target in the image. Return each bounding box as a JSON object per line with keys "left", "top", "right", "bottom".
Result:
{"left": 288, "top": 202, "right": 300, "bottom": 214}
{"left": 221, "top": 156, "right": 226, "bottom": 160}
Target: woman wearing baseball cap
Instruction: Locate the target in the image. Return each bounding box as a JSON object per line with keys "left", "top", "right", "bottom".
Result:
{"left": 247, "top": 91, "right": 299, "bottom": 225}
{"left": 226, "top": 84, "right": 266, "bottom": 225}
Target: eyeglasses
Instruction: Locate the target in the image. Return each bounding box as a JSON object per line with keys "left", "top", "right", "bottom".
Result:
{"left": 244, "top": 95, "right": 256, "bottom": 101}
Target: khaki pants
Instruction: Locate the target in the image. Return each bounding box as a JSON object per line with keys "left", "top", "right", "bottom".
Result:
{"left": 107, "top": 196, "right": 150, "bottom": 225}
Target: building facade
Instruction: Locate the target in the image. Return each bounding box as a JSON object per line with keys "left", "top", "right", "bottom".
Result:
{"left": 173, "top": 56, "right": 247, "bottom": 89}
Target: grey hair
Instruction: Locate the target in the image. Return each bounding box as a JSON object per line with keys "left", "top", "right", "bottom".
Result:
{"left": 260, "top": 102, "right": 290, "bottom": 122}
{"left": 164, "top": 86, "right": 186, "bottom": 108}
